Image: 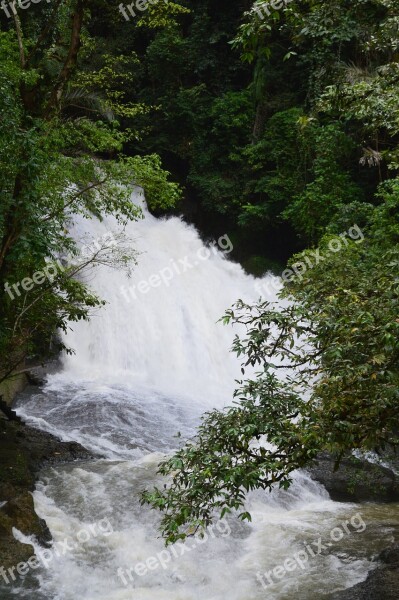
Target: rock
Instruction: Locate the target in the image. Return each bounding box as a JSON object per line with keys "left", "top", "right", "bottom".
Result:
{"left": 25, "top": 370, "right": 46, "bottom": 387}
{"left": 25, "top": 361, "right": 61, "bottom": 387}
{"left": 0, "top": 419, "right": 96, "bottom": 568}
{"left": 329, "top": 545, "right": 399, "bottom": 600}
{"left": 307, "top": 452, "right": 399, "bottom": 503}
{"left": 0, "top": 398, "right": 23, "bottom": 423}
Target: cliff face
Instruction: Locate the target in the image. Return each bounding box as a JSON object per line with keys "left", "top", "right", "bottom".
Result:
{"left": 0, "top": 419, "right": 94, "bottom": 569}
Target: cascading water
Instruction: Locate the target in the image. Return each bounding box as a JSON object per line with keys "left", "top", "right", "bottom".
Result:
{"left": 9, "top": 190, "right": 392, "bottom": 599}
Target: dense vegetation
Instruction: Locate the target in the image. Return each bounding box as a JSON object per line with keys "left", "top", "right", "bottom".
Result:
{"left": 0, "top": 0, "right": 182, "bottom": 381}
{"left": 1, "top": 1, "right": 398, "bottom": 543}
{"left": 139, "top": 0, "right": 399, "bottom": 541}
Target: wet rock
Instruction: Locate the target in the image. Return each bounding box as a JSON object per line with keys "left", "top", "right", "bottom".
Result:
{"left": 0, "top": 399, "right": 23, "bottom": 423}
{"left": 25, "top": 361, "right": 60, "bottom": 387}
{"left": 25, "top": 370, "right": 46, "bottom": 387}
{"left": 330, "top": 545, "right": 399, "bottom": 600}
{"left": 307, "top": 452, "right": 399, "bottom": 503}
{"left": 0, "top": 419, "right": 96, "bottom": 568}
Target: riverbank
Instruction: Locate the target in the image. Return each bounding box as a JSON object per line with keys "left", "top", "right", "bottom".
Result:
{"left": 0, "top": 418, "right": 95, "bottom": 569}
{"left": 308, "top": 451, "right": 399, "bottom": 503}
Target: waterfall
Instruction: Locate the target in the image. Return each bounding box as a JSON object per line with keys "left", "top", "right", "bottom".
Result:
{"left": 60, "top": 189, "right": 262, "bottom": 403}
{"left": 12, "top": 190, "right": 373, "bottom": 599}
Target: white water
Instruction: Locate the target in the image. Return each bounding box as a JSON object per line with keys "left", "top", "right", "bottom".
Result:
{"left": 11, "top": 191, "right": 376, "bottom": 599}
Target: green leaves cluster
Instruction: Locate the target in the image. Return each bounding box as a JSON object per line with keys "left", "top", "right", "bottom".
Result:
{"left": 143, "top": 197, "right": 399, "bottom": 541}
{"left": 127, "top": 0, "right": 399, "bottom": 264}
{"left": 0, "top": 2, "right": 181, "bottom": 380}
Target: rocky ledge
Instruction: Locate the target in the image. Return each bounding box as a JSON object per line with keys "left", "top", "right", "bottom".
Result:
{"left": 330, "top": 545, "right": 399, "bottom": 600}
{"left": 308, "top": 451, "right": 399, "bottom": 503}
{"left": 0, "top": 418, "right": 95, "bottom": 569}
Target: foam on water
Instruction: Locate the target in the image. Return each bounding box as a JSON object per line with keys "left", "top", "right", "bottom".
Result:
{"left": 25, "top": 459, "right": 372, "bottom": 600}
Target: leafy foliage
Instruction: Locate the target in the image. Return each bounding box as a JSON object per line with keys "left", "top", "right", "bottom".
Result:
{"left": 1, "top": 0, "right": 399, "bottom": 550}
{"left": 0, "top": 2, "right": 181, "bottom": 380}
{"left": 138, "top": 0, "right": 399, "bottom": 529}
{"left": 143, "top": 201, "right": 399, "bottom": 541}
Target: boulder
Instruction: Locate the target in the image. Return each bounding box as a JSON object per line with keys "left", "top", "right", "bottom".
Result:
{"left": 0, "top": 419, "right": 96, "bottom": 568}
{"left": 308, "top": 452, "right": 399, "bottom": 503}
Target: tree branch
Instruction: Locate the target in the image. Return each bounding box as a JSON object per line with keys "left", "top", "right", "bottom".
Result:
{"left": 12, "top": 10, "right": 26, "bottom": 68}
{"left": 26, "top": 0, "right": 65, "bottom": 66}
{"left": 41, "top": 177, "right": 108, "bottom": 222}
{"left": 45, "top": 0, "right": 85, "bottom": 117}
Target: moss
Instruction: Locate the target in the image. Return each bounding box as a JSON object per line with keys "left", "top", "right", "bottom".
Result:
{"left": 0, "top": 451, "right": 32, "bottom": 487}
{"left": 0, "top": 373, "right": 28, "bottom": 406}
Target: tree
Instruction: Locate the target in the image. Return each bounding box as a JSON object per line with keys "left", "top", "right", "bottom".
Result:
{"left": 0, "top": 1, "right": 181, "bottom": 380}
{"left": 231, "top": 2, "right": 291, "bottom": 140}
{"left": 143, "top": 193, "right": 399, "bottom": 543}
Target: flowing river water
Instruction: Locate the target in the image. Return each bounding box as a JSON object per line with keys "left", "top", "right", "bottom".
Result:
{"left": 6, "top": 191, "right": 399, "bottom": 599}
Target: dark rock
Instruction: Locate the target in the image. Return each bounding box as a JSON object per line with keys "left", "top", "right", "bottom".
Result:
{"left": 25, "top": 370, "right": 46, "bottom": 387}
{"left": 329, "top": 545, "right": 399, "bottom": 600}
{"left": 379, "top": 545, "right": 399, "bottom": 564}
{"left": 25, "top": 361, "right": 61, "bottom": 387}
{"left": 0, "top": 419, "right": 96, "bottom": 568}
{"left": 0, "top": 398, "right": 23, "bottom": 423}
{"left": 307, "top": 452, "right": 399, "bottom": 503}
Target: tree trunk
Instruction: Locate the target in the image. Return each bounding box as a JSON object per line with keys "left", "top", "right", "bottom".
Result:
{"left": 252, "top": 100, "right": 269, "bottom": 142}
